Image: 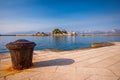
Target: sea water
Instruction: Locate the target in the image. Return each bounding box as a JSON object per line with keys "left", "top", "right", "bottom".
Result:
{"left": 0, "top": 36, "right": 120, "bottom": 53}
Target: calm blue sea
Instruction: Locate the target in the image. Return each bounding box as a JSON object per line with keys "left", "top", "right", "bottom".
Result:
{"left": 0, "top": 36, "right": 120, "bottom": 53}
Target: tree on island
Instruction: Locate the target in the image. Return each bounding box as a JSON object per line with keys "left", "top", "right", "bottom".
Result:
{"left": 36, "top": 32, "right": 46, "bottom": 36}
{"left": 52, "top": 28, "right": 62, "bottom": 34}
{"left": 61, "top": 29, "right": 67, "bottom": 34}
{"left": 52, "top": 28, "right": 68, "bottom": 34}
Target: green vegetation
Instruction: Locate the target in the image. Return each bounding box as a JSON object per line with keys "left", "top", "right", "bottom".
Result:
{"left": 52, "top": 28, "right": 61, "bottom": 34}
{"left": 61, "top": 29, "right": 67, "bottom": 34}
{"left": 36, "top": 32, "right": 47, "bottom": 36}
{"left": 52, "top": 28, "right": 67, "bottom": 34}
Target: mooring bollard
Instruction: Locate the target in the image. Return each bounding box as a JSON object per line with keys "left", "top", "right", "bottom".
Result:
{"left": 6, "top": 39, "right": 36, "bottom": 70}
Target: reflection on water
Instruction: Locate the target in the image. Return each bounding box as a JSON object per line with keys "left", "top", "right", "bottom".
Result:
{"left": 53, "top": 36, "right": 67, "bottom": 45}
{"left": 0, "top": 36, "right": 120, "bottom": 53}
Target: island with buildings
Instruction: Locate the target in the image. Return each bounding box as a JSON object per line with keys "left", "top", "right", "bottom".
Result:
{"left": 0, "top": 28, "right": 120, "bottom": 36}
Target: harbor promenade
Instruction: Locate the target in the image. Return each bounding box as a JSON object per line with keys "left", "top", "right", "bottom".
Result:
{"left": 0, "top": 42, "right": 120, "bottom": 80}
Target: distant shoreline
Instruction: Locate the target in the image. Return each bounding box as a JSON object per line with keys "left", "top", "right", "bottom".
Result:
{"left": 0, "top": 34, "right": 120, "bottom": 36}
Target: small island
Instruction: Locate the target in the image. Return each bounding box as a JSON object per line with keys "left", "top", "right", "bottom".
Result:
{"left": 0, "top": 28, "right": 120, "bottom": 36}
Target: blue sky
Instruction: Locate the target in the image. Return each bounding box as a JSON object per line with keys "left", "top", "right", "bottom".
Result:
{"left": 0, "top": 0, "right": 120, "bottom": 33}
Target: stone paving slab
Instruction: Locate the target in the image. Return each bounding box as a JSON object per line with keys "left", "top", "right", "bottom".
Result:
{"left": 86, "top": 75, "right": 119, "bottom": 80}
{"left": 108, "top": 62, "right": 120, "bottom": 76}
{"left": 0, "top": 42, "right": 120, "bottom": 80}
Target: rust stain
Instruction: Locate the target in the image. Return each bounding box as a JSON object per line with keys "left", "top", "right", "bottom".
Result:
{"left": 0, "top": 64, "right": 37, "bottom": 77}
{"left": 0, "top": 65, "right": 22, "bottom": 77}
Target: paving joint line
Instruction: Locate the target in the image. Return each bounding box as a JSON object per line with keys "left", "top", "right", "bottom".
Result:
{"left": 107, "top": 68, "right": 119, "bottom": 77}
{"left": 85, "top": 53, "right": 120, "bottom": 68}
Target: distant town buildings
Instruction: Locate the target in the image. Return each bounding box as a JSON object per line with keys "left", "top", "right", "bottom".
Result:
{"left": 1, "top": 28, "right": 120, "bottom": 36}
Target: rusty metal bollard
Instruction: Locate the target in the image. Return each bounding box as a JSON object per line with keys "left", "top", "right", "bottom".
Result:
{"left": 6, "top": 39, "right": 36, "bottom": 70}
